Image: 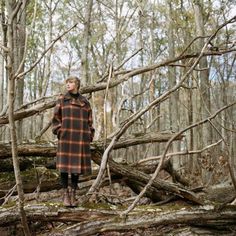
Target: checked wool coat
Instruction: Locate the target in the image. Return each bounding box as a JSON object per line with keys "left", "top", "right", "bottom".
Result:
{"left": 52, "top": 92, "right": 95, "bottom": 175}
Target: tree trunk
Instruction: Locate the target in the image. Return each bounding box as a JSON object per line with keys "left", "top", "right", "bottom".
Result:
{"left": 193, "top": 0, "right": 212, "bottom": 185}
{"left": 5, "top": 1, "right": 31, "bottom": 235}
{"left": 63, "top": 206, "right": 236, "bottom": 236}
{"left": 81, "top": 0, "right": 93, "bottom": 84}
{"left": 167, "top": 0, "right": 180, "bottom": 171}
{"left": 36, "top": 0, "right": 55, "bottom": 143}
{"left": 0, "top": 0, "right": 8, "bottom": 141}
{"left": 15, "top": 5, "right": 26, "bottom": 142}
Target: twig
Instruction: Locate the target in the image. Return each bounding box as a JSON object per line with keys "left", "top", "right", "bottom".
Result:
{"left": 103, "top": 64, "right": 113, "bottom": 189}
{"left": 1, "top": 185, "right": 17, "bottom": 206}
{"left": 35, "top": 120, "right": 52, "bottom": 140}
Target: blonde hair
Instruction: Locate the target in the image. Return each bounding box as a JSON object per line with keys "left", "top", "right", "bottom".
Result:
{"left": 65, "top": 76, "right": 81, "bottom": 90}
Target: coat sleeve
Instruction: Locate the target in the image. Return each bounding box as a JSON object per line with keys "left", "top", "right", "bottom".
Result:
{"left": 52, "top": 98, "right": 62, "bottom": 137}
{"left": 88, "top": 105, "right": 95, "bottom": 142}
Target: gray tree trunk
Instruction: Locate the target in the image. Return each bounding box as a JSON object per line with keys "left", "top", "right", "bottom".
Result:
{"left": 167, "top": 1, "right": 180, "bottom": 170}
{"left": 0, "top": 2, "right": 8, "bottom": 141}
{"left": 81, "top": 0, "right": 93, "bottom": 85}
{"left": 193, "top": 0, "right": 211, "bottom": 184}
{"left": 15, "top": 4, "right": 26, "bottom": 142}
{"left": 5, "top": 0, "right": 31, "bottom": 234}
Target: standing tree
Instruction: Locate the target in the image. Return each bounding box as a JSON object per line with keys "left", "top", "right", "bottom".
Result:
{"left": 4, "top": 0, "right": 31, "bottom": 235}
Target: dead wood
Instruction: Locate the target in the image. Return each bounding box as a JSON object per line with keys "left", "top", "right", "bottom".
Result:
{"left": 0, "top": 131, "right": 183, "bottom": 158}
{"left": 0, "top": 204, "right": 236, "bottom": 235}
{"left": 0, "top": 158, "right": 34, "bottom": 172}
{"left": 0, "top": 149, "right": 201, "bottom": 204}
{"left": 0, "top": 174, "right": 61, "bottom": 201}
{"left": 135, "top": 159, "right": 189, "bottom": 186}
{"left": 92, "top": 152, "right": 204, "bottom": 205}
{"left": 62, "top": 206, "right": 236, "bottom": 236}
{"left": 0, "top": 143, "right": 56, "bottom": 158}
{"left": 0, "top": 169, "right": 100, "bottom": 201}
{"left": 205, "top": 185, "right": 236, "bottom": 204}
{"left": 0, "top": 154, "right": 188, "bottom": 189}
{"left": 0, "top": 159, "right": 185, "bottom": 205}
{"left": 0, "top": 100, "right": 56, "bottom": 126}
{"left": 8, "top": 185, "right": 93, "bottom": 205}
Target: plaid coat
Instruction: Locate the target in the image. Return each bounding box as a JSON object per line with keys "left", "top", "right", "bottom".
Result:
{"left": 52, "top": 92, "right": 95, "bottom": 175}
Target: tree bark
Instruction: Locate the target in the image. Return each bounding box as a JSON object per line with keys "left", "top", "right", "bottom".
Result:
{"left": 81, "top": 0, "right": 93, "bottom": 84}
{"left": 0, "top": 203, "right": 235, "bottom": 235}
{"left": 167, "top": 0, "right": 180, "bottom": 172}
{"left": 193, "top": 0, "right": 212, "bottom": 185}
{"left": 0, "top": 131, "right": 184, "bottom": 158}
{"left": 5, "top": 1, "right": 31, "bottom": 235}
{"left": 15, "top": 2, "right": 26, "bottom": 142}
{"left": 91, "top": 152, "right": 204, "bottom": 205}
{"left": 63, "top": 206, "right": 236, "bottom": 236}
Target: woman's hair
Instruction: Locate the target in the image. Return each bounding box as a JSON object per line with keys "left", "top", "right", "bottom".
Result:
{"left": 65, "top": 76, "right": 81, "bottom": 90}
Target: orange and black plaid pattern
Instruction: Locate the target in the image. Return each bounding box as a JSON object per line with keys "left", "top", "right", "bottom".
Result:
{"left": 52, "top": 93, "right": 95, "bottom": 175}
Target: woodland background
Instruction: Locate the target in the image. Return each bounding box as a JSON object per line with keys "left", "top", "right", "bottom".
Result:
{"left": 0, "top": 0, "right": 236, "bottom": 235}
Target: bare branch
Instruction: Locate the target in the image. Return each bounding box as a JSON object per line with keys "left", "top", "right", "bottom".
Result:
{"left": 98, "top": 48, "right": 142, "bottom": 82}
{"left": 122, "top": 101, "right": 236, "bottom": 216}
{"left": 15, "top": 23, "right": 79, "bottom": 79}
{"left": 8, "top": 1, "right": 22, "bottom": 25}
{"left": 136, "top": 139, "right": 223, "bottom": 165}
{"left": 120, "top": 15, "right": 236, "bottom": 215}
{"left": 0, "top": 43, "right": 9, "bottom": 52}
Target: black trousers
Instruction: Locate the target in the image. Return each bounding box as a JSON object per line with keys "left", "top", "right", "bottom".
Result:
{"left": 60, "top": 172, "right": 79, "bottom": 190}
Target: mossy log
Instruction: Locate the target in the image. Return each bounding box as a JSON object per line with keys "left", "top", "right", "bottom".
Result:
{"left": 0, "top": 168, "right": 102, "bottom": 201}
{"left": 62, "top": 205, "right": 236, "bottom": 236}
{"left": 0, "top": 163, "right": 178, "bottom": 205}
{"left": 135, "top": 159, "right": 189, "bottom": 187}
{"left": 0, "top": 204, "right": 236, "bottom": 235}
{"left": 0, "top": 152, "right": 199, "bottom": 205}
{"left": 0, "top": 132, "right": 194, "bottom": 205}
{"left": 0, "top": 168, "right": 61, "bottom": 202}
{"left": 0, "top": 158, "right": 34, "bottom": 172}
{"left": 0, "top": 153, "right": 188, "bottom": 191}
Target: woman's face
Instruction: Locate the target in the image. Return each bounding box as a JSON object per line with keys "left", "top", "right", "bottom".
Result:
{"left": 66, "top": 80, "right": 78, "bottom": 93}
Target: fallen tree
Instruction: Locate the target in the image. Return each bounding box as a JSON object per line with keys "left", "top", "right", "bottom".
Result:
{"left": 91, "top": 151, "right": 203, "bottom": 205}
{"left": 0, "top": 203, "right": 235, "bottom": 236}
{"left": 0, "top": 132, "right": 187, "bottom": 202}
{"left": 62, "top": 205, "right": 236, "bottom": 236}
{"left": 0, "top": 131, "right": 183, "bottom": 158}
{"left": 0, "top": 48, "right": 234, "bottom": 126}
{"left": 0, "top": 154, "right": 188, "bottom": 203}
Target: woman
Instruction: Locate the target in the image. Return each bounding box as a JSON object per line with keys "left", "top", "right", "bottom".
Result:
{"left": 52, "top": 76, "right": 95, "bottom": 207}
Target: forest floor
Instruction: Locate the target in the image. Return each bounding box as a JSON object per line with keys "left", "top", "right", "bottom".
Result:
{"left": 1, "top": 181, "right": 236, "bottom": 236}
